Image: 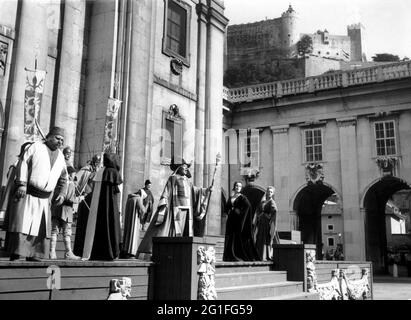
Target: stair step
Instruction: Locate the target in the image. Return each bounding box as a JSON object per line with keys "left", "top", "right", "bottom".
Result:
{"left": 217, "top": 281, "right": 303, "bottom": 300}
{"left": 216, "top": 261, "right": 273, "bottom": 273}
{"left": 260, "top": 291, "right": 319, "bottom": 300}
{"left": 216, "top": 271, "right": 287, "bottom": 288}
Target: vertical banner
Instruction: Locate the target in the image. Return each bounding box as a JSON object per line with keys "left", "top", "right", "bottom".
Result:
{"left": 102, "top": 97, "right": 122, "bottom": 153}
{"left": 24, "top": 68, "right": 46, "bottom": 140}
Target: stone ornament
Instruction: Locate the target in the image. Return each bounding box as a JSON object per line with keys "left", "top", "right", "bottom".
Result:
{"left": 0, "top": 40, "right": 7, "bottom": 76}
{"left": 376, "top": 156, "right": 399, "bottom": 176}
{"left": 107, "top": 277, "right": 132, "bottom": 300}
{"left": 305, "top": 249, "right": 318, "bottom": 292}
{"left": 305, "top": 163, "right": 324, "bottom": 184}
{"left": 197, "top": 246, "right": 217, "bottom": 300}
{"left": 170, "top": 58, "right": 183, "bottom": 75}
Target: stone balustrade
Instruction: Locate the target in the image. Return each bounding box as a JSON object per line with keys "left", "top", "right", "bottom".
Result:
{"left": 224, "top": 61, "right": 411, "bottom": 103}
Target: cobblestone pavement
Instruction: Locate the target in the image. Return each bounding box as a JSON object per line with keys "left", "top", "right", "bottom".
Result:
{"left": 373, "top": 276, "right": 411, "bottom": 300}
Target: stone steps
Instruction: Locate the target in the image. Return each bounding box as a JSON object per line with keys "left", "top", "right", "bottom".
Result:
{"left": 217, "top": 281, "right": 304, "bottom": 300}
{"left": 215, "top": 270, "right": 287, "bottom": 288}
{"left": 260, "top": 291, "right": 319, "bottom": 300}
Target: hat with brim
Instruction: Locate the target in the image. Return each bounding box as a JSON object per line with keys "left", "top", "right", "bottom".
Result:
{"left": 169, "top": 157, "right": 191, "bottom": 172}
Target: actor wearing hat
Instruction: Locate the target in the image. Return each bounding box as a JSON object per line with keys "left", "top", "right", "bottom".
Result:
{"left": 5, "top": 127, "right": 68, "bottom": 261}
{"left": 137, "top": 159, "right": 212, "bottom": 258}
{"left": 121, "top": 179, "right": 154, "bottom": 258}
{"left": 50, "top": 166, "right": 83, "bottom": 260}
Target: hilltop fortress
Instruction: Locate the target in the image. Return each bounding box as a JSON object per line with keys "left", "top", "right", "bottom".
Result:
{"left": 225, "top": 5, "right": 367, "bottom": 86}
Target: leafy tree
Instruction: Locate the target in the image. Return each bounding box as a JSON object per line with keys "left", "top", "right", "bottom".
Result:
{"left": 297, "top": 35, "right": 313, "bottom": 56}
{"left": 372, "top": 53, "right": 400, "bottom": 62}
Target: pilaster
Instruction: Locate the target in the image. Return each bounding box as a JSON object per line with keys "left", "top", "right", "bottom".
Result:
{"left": 337, "top": 117, "right": 365, "bottom": 260}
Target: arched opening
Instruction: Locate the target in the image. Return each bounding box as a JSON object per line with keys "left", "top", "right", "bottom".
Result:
{"left": 242, "top": 184, "right": 266, "bottom": 219}
{"left": 293, "top": 183, "right": 335, "bottom": 258}
{"left": 363, "top": 176, "right": 411, "bottom": 274}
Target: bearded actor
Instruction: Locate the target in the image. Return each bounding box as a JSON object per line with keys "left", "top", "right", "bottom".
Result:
{"left": 5, "top": 127, "right": 68, "bottom": 261}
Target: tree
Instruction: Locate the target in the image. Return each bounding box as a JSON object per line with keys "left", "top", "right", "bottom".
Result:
{"left": 372, "top": 53, "right": 400, "bottom": 62}
{"left": 297, "top": 35, "right": 313, "bottom": 56}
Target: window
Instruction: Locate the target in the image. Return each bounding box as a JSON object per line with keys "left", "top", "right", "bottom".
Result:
{"left": 161, "top": 111, "right": 183, "bottom": 164}
{"left": 239, "top": 129, "right": 259, "bottom": 173}
{"left": 303, "top": 128, "right": 323, "bottom": 162}
{"left": 327, "top": 224, "right": 334, "bottom": 231}
{"left": 163, "top": 0, "right": 191, "bottom": 65}
{"left": 327, "top": 237, "right": 335, "bottom": 247}
{"left": 375, "top": 120, "right": 396, "bottom": 156}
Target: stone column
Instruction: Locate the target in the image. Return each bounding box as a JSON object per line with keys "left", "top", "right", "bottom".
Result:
{"left": 194, "top": 1, "right": 208, "bottom": 187}
{"left": 0, "top": 1, "right": 48, "bottom": 182}
{"left": 203, "top": 0, "right": 228, "bottom": 236}
{"left": 337, "top": 117, "right": 365, "bottom": 260}
{"left": 54, "top": 0, "right": 86, "bottom": 151}
{"left": 270, "top": 125, "right": 290, "bottom": 231}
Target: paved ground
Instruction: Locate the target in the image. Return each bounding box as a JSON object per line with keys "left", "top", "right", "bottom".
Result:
{"left": 373, "top": 276, "right": 411, "bottom": 300}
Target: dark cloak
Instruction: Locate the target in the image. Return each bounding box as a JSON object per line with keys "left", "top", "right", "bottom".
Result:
{"left": 85, "top": 153, "right": 123, "bottom": 261}
{"left": 223, "top": 194, "right": 259, "bottom": 262}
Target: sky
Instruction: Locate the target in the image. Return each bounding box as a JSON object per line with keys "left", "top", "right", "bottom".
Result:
{"left": 223, "top": 0, "right": 411, "bottom": 60}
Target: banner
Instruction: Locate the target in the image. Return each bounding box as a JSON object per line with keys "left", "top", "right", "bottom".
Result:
{"left": 24, "top": 68, "right": 46, "bottom": 140}
{"left": 102, "top": 97, "right": 122, "bottom": 153}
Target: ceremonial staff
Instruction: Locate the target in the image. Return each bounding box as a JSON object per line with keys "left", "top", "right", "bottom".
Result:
{"left": 203, "top": 153, "right": 222, "bottom": 220}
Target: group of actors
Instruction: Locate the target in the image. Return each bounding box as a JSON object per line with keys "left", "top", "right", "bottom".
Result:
{"left": 0, "top": 125, "right": 279, "bottom": 263}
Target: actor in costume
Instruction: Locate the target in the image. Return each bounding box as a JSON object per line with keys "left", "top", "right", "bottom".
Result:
{"left": 223, "top": 181, "right": 259, "bottom": 262}
{"left": 73, "top": 154, "right": 101, "bottom": 257}
{"left": 4, "top": 127, "right": 67, "bottom": 261}
{"left": 137, "top": 159, "right": 211, "bottom": 258}
{"left": 122, "top": 179, "right": 154, "bottom": 258}
{"left": 62, "top": 146, "right": 73, "bottom": 167}
{"left": 81, "top": 153, "right": 122, "bottom": 261}
{"left": 253, "top": 186, "right": 280, "bottom": 261}
{"left": 50, "top": 166, "right": 83, "bottom": 260}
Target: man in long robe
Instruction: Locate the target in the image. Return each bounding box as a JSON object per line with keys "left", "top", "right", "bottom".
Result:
{"left": 4, "top": 127, "right": 67, "bottom": 261}
{"left": 122, "top": 179, "right": 154, "bottom": 258}
{"left": 137, "top": 159, "right": 211, "bottom": 258}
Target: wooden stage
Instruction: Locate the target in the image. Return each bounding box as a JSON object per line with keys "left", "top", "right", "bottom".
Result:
{"left": 0, "top": 258, "right": 152, "bottom": 300}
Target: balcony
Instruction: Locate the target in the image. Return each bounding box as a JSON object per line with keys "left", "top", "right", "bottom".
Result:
{"left": 223, "top": 61, "right": 411, "bottom": 103}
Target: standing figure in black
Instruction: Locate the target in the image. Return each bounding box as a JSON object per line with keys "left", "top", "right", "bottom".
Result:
{"left": 223, "top": 181, "right": 259, "bottom": 261}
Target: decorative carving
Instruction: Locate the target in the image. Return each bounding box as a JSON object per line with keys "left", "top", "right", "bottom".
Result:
{"left": 168, "top": 104, "right": 180, "bottom": 118}
{"left": 103, "top": 98, "right": 122, "bottom": 153}
{"left": 310, "top": 267, "right": 371, "bottom": 300}
{"left": 107, "top": 277, "right": 132, "bottom": 300}
{"left": 305, "top": 163, "right": 324, "bottom": 184}
{"left": 197, "top": 246, "right": 217, "bottom": 300}
{"left": 376, "top": 156, "right": 399, "bottom": 176}
{"left": 241, "top": 167, "right": 260, "bottom": 184}
{"left": 0, "top": 40, "right": 7, "bottom": 76}
{"left": 306, "top": 249, "right": 318, "bottom": 292}
{"left": 316, "top": 269, "right": 341, "bottom": 300}
{"left": 170, "top": 58, "right": 183, "bottom": 75}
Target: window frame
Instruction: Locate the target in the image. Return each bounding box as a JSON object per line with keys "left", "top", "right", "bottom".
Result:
{"left": 161, "top": 110, "right": 184, "bottom": 165}
{"left": 327, "top": 237, "right": 335, "bottom": 247}
{"left": 327, "top": 224, "right": 334, "bottom": 231}
{"left": 302, "top": 127, "right": 324, "bottom": 163}
{"left": 239, "top": 129, "right": 260, "bottom": 174}
{"left": 374, "top": 119, "right": 398, "bottom": 157}
{"left": 162, "top": 0, "right": 191, "bottom": 67}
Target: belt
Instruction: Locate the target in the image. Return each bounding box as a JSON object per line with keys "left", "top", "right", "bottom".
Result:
{"left": 27, "top": 185, "right": 52, "bottom": 199}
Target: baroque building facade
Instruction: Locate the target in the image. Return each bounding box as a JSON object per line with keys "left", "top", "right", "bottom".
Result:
{"left": 223, "top": 62, "right": 411, "bottom": 273}
{"left": 0, "top": 0, "right": 228, "bottom": 236}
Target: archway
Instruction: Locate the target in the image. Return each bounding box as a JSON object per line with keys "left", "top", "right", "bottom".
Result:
{"left": 293, "top": 182, "right": 335, "bottom": 258}
{"left": 363, "top": 176, "right": 411, "bottom": 274}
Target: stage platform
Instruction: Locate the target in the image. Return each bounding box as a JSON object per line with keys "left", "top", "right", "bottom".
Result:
{"left": 0, "top": 258, "right": 152, "bottom": 300}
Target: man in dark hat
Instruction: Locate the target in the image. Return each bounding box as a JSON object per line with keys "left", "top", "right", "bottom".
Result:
{"left": 137, "top": 159, "right": 212, "bottom": 258}
{"left": 4, "top": 126, "right": 68, "bottom": 261}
